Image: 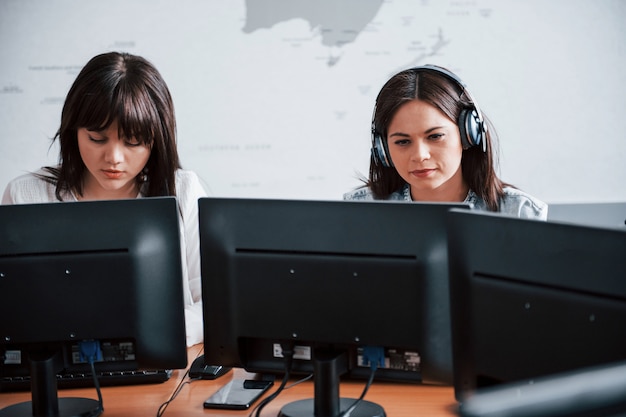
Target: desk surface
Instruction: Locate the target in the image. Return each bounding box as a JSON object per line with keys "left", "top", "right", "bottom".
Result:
{"left": 0, "top": 345, "right": 458, "bottom": 416}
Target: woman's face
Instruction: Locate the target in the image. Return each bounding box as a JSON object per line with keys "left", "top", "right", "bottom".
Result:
{"left": 386, "top": 99, "right": 467, "bottom": 202}
{"left": 77, "top": 120, "right": 151, "bottom": 200}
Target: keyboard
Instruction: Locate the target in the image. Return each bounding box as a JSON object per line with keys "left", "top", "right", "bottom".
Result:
{"left": 0, "top": 369, "right": 172, "bottom": 392}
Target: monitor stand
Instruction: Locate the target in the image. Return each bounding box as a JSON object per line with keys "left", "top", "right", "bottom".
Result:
{"left": 0, "top": 349, "right": 102, "bottom": 417}
{"left": 279, "top": 349, "right": 385, "bottom": 417}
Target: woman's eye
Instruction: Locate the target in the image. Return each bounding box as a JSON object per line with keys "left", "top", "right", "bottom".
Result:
{"left": 125, "top": 140, "right": 143, "bottom": 147}
{"left": 428, "top": 133, "right": 445, "bottom": 141}
{"left": 88, "top": 136, "right": 105, "bottom": 143}
{"left": 393, "top": 139, "right": 411, "bottom": 146}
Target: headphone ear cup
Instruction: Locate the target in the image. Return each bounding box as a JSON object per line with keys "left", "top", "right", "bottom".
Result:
{"left": 458, "top": 107, "right": 482, "bottom": 149}
{"left": 372, "top": 132, "right": 393, "bottom": 168}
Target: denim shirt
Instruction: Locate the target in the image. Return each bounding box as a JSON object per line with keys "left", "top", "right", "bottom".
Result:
{"left": 343, "top": 183, "right": 548, "bottom": 220}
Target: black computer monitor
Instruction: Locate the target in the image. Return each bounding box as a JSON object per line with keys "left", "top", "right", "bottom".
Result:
{"left": 0, "top": 197, "right": 188, "bottom": 417}
{"left": 199, "top": 197, "right": 469, "bottom": 417}
{"left": 446, "top": 209, "right": 626, "bottom": 403}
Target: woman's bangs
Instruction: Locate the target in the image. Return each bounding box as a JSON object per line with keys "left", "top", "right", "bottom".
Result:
{"left": 75, "top": 93, "right": 116, "bottom": 133}
{"left": 114, "top": 88, "right": 159, "bottom": 146}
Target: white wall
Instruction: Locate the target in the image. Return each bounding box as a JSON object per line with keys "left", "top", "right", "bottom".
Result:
{"left": 1, "top": 0, "right": 624, "bottom": 203}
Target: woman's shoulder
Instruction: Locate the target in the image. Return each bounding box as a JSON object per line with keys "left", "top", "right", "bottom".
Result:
{"left": 174, "top": 169, "right": 208, "bottom": 201}
{"left": 2, "top": 169, "right": 66, "bottom": 204}
{"left": 343, "top": 186, "right": 375, "bottom": 201}
{"left": 343, "top": 184, "right": 409, "bottom": 201}
{"left": 500, "top": 186, "right": 548, "bottom": 220}
{"left": 467, "top": 187, "right": 547, "bottom": 220}
{"left": 175, "top": 169, "right": 199, "bottom": 182}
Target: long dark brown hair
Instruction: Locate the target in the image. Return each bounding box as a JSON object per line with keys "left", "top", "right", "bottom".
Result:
{"left": 41, "top": 51, "right": 181, "bottom": 200}
{"left": 367, "top": 67, "right": 508, "bottom": 211}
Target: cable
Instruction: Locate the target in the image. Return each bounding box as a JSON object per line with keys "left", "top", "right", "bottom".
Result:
{"left": 87, "top": 360, "right": 104, "bottom": 412}
{"left": 78, "top": 340, "right": 104, "bottom": 414}
{"left": 247, "top": 372, "right": 312, "bottom": 417}
{"left": 156, "top": 375, "right": 193, "bottom": 417}
{"left": 250, "top": 342, "right": 295, "bottom": 417}
{"left": 285, "top": 373, "right": 313, "bottom": 389}
{"left": 338, "top": 365, "right": 377, "bottom": 417}
{"left": 338, "top": 346, "right": 385, "bottom": 417}
{"left": 245, "top": 345, "right": 382, "bottom": 417}
{"left": 156, "top": 347, "right": 204, "bottom": 417}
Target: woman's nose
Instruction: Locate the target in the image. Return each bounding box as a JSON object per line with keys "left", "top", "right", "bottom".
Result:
{"left": 411, "top": 141, "right": 430, "bottom": 161}
{"left": 104, "top": 141, "right": 124, "bottom": 164}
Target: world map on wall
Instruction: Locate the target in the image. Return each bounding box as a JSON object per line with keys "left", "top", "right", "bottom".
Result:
{"left": 243, "top": 0, "right": 385, "bottom": 66}
{"left": 241, "top": 0, "right": 464, "bottom": 72}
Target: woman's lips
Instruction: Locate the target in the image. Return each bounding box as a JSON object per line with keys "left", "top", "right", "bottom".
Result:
{"left": 411, "top": 169, "right": 435, "bottom": 178}
{"left": 102, "top": 169, "right": 123, "bottom": 179}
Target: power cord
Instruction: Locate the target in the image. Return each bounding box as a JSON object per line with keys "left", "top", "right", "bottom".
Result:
{"left": 285, "top": 373, "right": 313, "bottom": 389}
{"left": 156, "top": 347, "right": 203, "bottom": 417}
{"left": 249, "top": 342, "right": 295, "bottom": 417}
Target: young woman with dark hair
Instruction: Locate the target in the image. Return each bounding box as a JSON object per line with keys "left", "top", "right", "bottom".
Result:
{"left": 2, "top": 52, "right": 207, "bottom": 345}
{"left": 345, "top": 65, "right": 547, "bottom": 219}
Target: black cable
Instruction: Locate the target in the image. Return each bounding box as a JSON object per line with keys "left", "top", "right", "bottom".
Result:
{"left": 87, "top": 360, "right": 104, "bottom": 412}
{"left": 156, "top": 348, "right": 204, "bottom": 417}
{"left": 78, "top": 340, "right": 104, "bottom": 414}
{"left": 246, "top": 372, "right": 313, "bottom": 417}
{"left": 338, "top": 364, "right": 377, "bottom": 417}
{"left": 285, "top": 373, "right": 313, "bottom": 389}
{"left": 250, "top": 343, "right": 295, "bottom": 417}
{"left": 339, "top": 346, "right": 383, "bottom": 417}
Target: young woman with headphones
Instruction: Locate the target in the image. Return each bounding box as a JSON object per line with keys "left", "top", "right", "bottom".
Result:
{"left": 344, "top": 65, "right": 547, "bottom": 220}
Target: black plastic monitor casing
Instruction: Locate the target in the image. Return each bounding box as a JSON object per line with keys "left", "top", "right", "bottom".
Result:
{"left": 446, "top": 209, "right": 626, "bottom": 403}
{"left": 199, "top": 197, "right": 470, "bottom": 387}
{"left": 0, "top": 198, "right": 188, "bottom": 415}
{"left": 459, "top": 360, "right": 626, "bottom": 417}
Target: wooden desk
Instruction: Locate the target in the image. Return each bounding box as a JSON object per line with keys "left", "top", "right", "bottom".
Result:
{"left": 0, "top": 345, "right": 458, "bottom": 416}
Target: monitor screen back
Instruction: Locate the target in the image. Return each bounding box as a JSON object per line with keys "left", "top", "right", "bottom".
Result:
{"left": 446, "top": 209, "right": 626, "bottom": 401}
{"left": 200, "top": 198, "right": 470, "bottom": 385}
